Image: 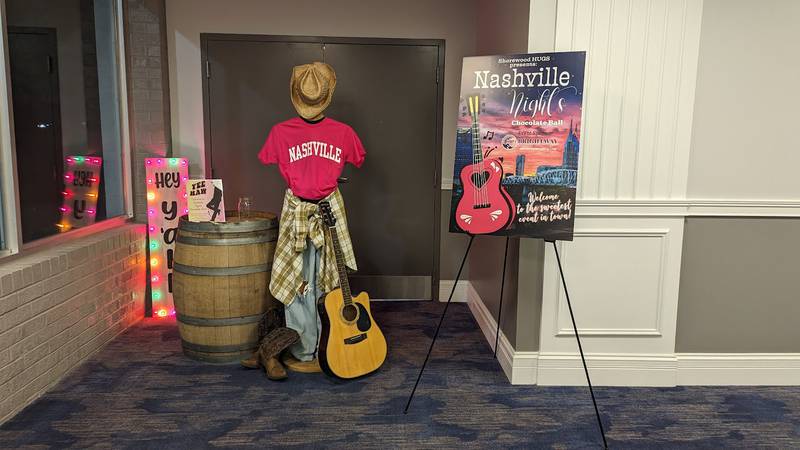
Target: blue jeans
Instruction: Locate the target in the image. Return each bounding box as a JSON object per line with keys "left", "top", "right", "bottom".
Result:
{"left": 284, "top": 238, "right": 322, "bottom": 362}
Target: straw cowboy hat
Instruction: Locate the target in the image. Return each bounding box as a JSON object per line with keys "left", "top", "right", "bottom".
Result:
{"left": 290, "top": 62, "right": 337, "bottom": 120}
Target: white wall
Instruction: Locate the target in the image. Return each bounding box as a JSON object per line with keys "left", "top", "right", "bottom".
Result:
{"left": 555, "top": 0, "right": 702, "bottom": 201}
{"left": 530, "top": 0, "right": 704, "bottom": 386}
{"left": 460, "top": 0, "right": 800, "bottom": 386}
{"left": 688, "top": 0, "right": 800, "bottom": 200}
{"left": 165, "top": 0, "right": 479, "bottom": 178}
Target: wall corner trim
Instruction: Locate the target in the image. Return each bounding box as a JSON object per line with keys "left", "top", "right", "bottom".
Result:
{"left": 441, "top": 177, "right": 453, "bottom": 190}
{"left": 464, "top": 279, "right": 800, "bottom": 387}
{"left": 438, "top": 279, "right": 470, "bottom": 303}
{"left": 466, "top": 281, "right": 538, "bottom": 385}
{"left": 573, "top": 199, "right": 800, "bottom": 218}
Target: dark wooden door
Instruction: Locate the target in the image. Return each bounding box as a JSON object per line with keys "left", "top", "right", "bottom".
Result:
{"left": 8, "top": 28, "right": 63, "bottom": 243}
{"left": 204, "top": 39, "right": 322, "bottom": 213}
{"left": 202, "top": 35, "right": 443, "bottom": 299}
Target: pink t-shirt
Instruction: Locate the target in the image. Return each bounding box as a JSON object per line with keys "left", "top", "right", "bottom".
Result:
{"left": 258, "top": 117, "right": 366, "bottom": 200}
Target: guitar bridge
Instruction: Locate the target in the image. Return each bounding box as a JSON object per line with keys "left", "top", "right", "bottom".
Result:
{"left": 344, "top": 333, "right": 367, "bottom": 345}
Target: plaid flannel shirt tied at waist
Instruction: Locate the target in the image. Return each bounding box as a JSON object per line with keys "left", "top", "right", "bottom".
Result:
{"left": 269, "top": 188, "right": 357, "bottom": 306}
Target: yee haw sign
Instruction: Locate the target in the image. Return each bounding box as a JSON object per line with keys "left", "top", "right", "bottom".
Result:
{"left": 145, "top": 157, "right": 188, "bottom": 317}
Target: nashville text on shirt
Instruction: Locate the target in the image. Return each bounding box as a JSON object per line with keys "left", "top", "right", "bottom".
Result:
{"left": 288, "top": 141, "right": 342, "bottom": 164}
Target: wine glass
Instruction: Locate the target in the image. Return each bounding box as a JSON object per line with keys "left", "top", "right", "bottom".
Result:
{"left": 237, "top": 196, "right": 252, "bottom": 220}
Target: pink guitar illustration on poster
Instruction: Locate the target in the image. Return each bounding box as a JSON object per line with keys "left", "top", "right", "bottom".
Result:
{"left": 455, "top": 95, "right": 515, "bottom": 234}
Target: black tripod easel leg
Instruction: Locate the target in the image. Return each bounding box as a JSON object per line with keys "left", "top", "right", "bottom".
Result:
{"left": 550, "top": 240, "right": 608, "bottom": 449}
{"left": 404, "top": 234, "right": 475, "bottom": 414}
{"left": 493, "top": 237, "right": 510, "bottom": 358}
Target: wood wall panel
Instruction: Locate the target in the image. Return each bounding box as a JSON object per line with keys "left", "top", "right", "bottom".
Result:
{"left": 554, "top": 0, "right": 702, "bottom": 201}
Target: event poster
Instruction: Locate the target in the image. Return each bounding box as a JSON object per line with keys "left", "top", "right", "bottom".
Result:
{"left": 187, "top": 179, "right": 225, "bottom": 222}
{"left": 449, "top": 51, "right": 586, "bottom": 241}
{"left": 145, "top": 157, "right": 189, "bottom": 317}
{"left": 58, "top": 155, "right": 102, "bottom": 232}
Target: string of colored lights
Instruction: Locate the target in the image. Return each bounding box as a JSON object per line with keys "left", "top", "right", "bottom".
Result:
{"left": 145, "top": 157, "right": 189, "bottom": 318}
{"left": 58, "top": 155, "right": 102, "bottom": 232}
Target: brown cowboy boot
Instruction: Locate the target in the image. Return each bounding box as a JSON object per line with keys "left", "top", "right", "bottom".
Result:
{"left": 258, "top": 327, "right": 300, "bottom": 381}
{"left": 240, "top": 307, "right": 288, "bottom": 369}
{"left": 240, "top": 353, "right": 260, "bottom": 369}
{"left": 241, "top": 352, "right": 288, "bottom": 379}
{"left": 264, "top": 356, "right": 288, "bottom": 380}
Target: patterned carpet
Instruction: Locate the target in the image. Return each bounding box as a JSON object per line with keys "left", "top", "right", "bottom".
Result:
{"left": 2, "top": 301, "right": 799, "bottom": 449}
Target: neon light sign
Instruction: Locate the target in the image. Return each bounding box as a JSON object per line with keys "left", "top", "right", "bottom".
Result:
{"left": 58, "top": 156, "right": 102, "bottom": 232}
{"left": 145, "top": 157, "right": 188, "bottom": 317}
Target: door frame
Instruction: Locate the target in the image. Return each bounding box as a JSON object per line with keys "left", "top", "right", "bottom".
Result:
{"left": 7, "top": 26, "right": 64, "bottom": 243}
{"left": 200, "top": 33, "right": 446, "bottom": 300}
{"left": 8, "top": 26, "right": 63, "bottom": 173}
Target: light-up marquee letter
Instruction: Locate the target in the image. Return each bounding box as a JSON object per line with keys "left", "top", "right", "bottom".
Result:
{"left": 145, "top": 157, "right": 188, "bottom": 318}
{"left": 58, "top": 156, "right": 102, "bottom": 232}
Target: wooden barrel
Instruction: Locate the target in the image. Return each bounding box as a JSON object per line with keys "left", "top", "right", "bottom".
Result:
{"left": 173, "top": 211, "right": 279, "bottom": 363}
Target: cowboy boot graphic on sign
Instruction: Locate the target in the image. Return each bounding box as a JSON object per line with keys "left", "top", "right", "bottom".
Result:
{"left": 206, "top": 186, "right": 223, "bottom": 221}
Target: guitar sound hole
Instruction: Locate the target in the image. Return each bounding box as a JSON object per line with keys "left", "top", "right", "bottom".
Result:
{"left": 471, "top": 171, "right": 490, "bottom": 188}
{"left": 342, "top": 304, "right": 358, "bottom": 322}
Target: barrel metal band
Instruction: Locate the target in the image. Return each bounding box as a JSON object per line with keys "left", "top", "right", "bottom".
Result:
{"left": 176, "top": 230, "right": 277, "bottom": 246}
{"left": 178, "top": 216, "right": 277, "bottom": 233}
{"left": 180, "top": 339, "right": 259, "bottom": 354}
{"left": 173, "top": 262, "right": 271, "bottom": 276}
{"left": 177, "top": 312, "right": 263, "bottom": 327}
{"left": 183, "top": 350, "right": 252, "bottom": 364}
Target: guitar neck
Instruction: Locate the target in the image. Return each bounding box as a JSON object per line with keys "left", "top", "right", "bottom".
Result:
{"left": 471, "top": 118, "right": 483, "bottom": 163}
{"left": 327, "top": 224, "right": 353, "bottom": 305}
{"left": 469, "top": 95, "right": 483, "bottom": 163}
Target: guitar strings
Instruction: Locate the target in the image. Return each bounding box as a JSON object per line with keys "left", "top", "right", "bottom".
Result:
{"left": 475, "top": 96, "right": 481, "bottom": 208}
{"left": 476, "top": 96, "right": 487, "bottom": 208}
{"left": 474, "top": 96, "right": 479, "bottom": 210}
{"left": 481, "top": 96, "right": 489, "bottom": 208}
{"left": 483, "top": 110, "right": 488, "bottom": 209}
{"left": 470, "top": 96, "right": 477, "bottom": 210}
{"left": 476, "top": 97, "right": 485, "bottom": 209}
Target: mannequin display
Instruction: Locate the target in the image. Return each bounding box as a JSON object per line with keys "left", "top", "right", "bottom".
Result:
{"left": 240, "top": 62, "right": 365, "bottom": 381}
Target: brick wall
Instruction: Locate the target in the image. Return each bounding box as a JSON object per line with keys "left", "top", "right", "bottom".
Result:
{"left": 0, "top": 225, "right": 146, "bottom": 423}
{"left": 123, "top": 0, "right": 171, "bottom": 222}
{"left": 0, "top": 0, "right": 165, "bottom": 425}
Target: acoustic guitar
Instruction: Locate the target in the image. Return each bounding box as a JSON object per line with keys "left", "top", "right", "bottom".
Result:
{"left": 454, "top": 95, "right": 515, "bottom": 234}
{"left": 317, "top": 201, "right": 387, "bottom": 379}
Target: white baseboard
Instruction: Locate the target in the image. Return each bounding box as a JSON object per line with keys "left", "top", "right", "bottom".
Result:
{"left": 463, "top": 280, "right": 800, "bottom": 387}
{"left": 465, "top": 282, "right": 538, "bottom": 385}
{"left": 676, "top": 353, "right": 800, "bottom": 385}
{"left": 438, "top": 279, "right": 470, "bottom": 302}
{"left": 499, "top": 352, "right": 800, "bottom": 387}
{"left": 535, "top": 353, "right": 678, "bottom": 386}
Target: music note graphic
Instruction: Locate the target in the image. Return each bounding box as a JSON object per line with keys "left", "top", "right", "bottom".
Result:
{"left": 483, "top": 130, "right": 494, "bottom": 140}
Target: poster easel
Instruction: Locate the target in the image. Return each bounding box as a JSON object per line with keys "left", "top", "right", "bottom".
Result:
{"left": 409, "top": 49, "right": 604, "bottom": 446}
{"left": 404, "top": 237, "right": 608, "bottom": 449}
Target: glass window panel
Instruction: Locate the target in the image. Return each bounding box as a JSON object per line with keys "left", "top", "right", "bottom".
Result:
{"left": 5, "top": 0, "right": 125, "bottom": 243}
